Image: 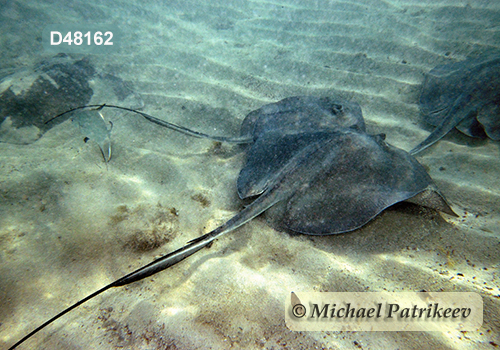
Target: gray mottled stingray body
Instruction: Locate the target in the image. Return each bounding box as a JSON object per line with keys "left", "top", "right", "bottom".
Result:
{"left": 411, "top": 54, "right": 500, "bottom": 154}
{"left": 9, "top": 96, "right": 455, "bottom": 349}
{"left": 236, "top": 96, "right": 454, "bottom": 235}
{"left": 0, "top": 54, "right": 142, "bottom": 146}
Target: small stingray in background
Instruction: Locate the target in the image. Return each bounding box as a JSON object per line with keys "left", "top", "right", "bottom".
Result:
{"left": 411, "top": 54, "right": 500, "bottom": 154}
{"left": 8, "top": 96, "right": 456, "bottom": 349}
{"left": 0, "top": 54, "right": 94, "bottom": 144}
{"left": 0, "top": 53, "right": 142, "bottom": 145}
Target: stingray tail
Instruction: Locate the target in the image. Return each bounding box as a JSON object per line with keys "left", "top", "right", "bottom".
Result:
{"left": 410, "top": 93, "right": 476, "bottom": 155}
{"left": 8, "top": 186, "right": 281, "bottom": 349}
{"left": 7, "top": 227, "right": 224, "bottom": 350}
{"left": 46, "top": 104, "right": 253, "bottom": 144}
{"left": 410, "top": 112, "right": 464, "bottom": 155}
{"left": 114, "top": 190, "right": 281, "bottom": 286}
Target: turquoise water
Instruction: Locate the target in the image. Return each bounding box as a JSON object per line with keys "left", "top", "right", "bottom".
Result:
{"left": 0, "top": 0, "right": 499, "bottom": 349}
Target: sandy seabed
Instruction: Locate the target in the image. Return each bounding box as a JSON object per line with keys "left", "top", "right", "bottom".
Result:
{"left": 0, "top": 0, "right": 499, "bottom": 349}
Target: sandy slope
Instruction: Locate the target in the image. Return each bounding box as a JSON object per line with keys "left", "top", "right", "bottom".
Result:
{"left": 0, "top": 0, "right": 499, "bottom": 349}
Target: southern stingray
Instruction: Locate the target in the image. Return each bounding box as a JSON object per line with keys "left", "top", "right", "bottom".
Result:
{"left": 8, "top": 96, "right": 455, "bottom": 349}
{"left": 411, "top": 54, "right": 500, "bottom": 154}
{"left": 0, "top": 53, "right": 141, "bottom": 156}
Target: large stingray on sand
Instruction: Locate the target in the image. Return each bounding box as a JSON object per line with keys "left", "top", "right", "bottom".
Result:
{"left": 9, "top": 96, "right": 455, "bottom": 349}
{"left": 411, "top": 54, "right": 500, "bottom": 154}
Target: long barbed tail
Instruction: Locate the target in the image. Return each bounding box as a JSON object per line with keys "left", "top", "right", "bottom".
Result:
{"left": 46, "top": 104, "right": 254, "bottom": 144}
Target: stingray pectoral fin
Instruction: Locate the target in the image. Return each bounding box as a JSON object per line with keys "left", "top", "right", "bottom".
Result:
{"left": 268, "top": 132, "right": 455, "bottom": 235}
{"left": 477, "top": 103, "right": 500, "bottom": 141}
{"left": 404, "top": 187, "right": 458, "bottom": 217}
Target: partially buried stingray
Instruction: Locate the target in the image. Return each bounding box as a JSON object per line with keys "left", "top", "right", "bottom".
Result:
{"left": 9, "top": 96, "right": 456, "bottom": 349}
{"left": 411, "top": 54, "right": 500, "bottom": 154}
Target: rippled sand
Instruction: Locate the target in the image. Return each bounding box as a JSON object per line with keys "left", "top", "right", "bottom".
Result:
{"left": 1, "top": 0, "right": 499, "bottom": 349}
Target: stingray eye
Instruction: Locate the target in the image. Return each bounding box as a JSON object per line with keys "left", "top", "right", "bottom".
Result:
{"left": 331, "top": 104, "right": 344, "bottom": 115}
